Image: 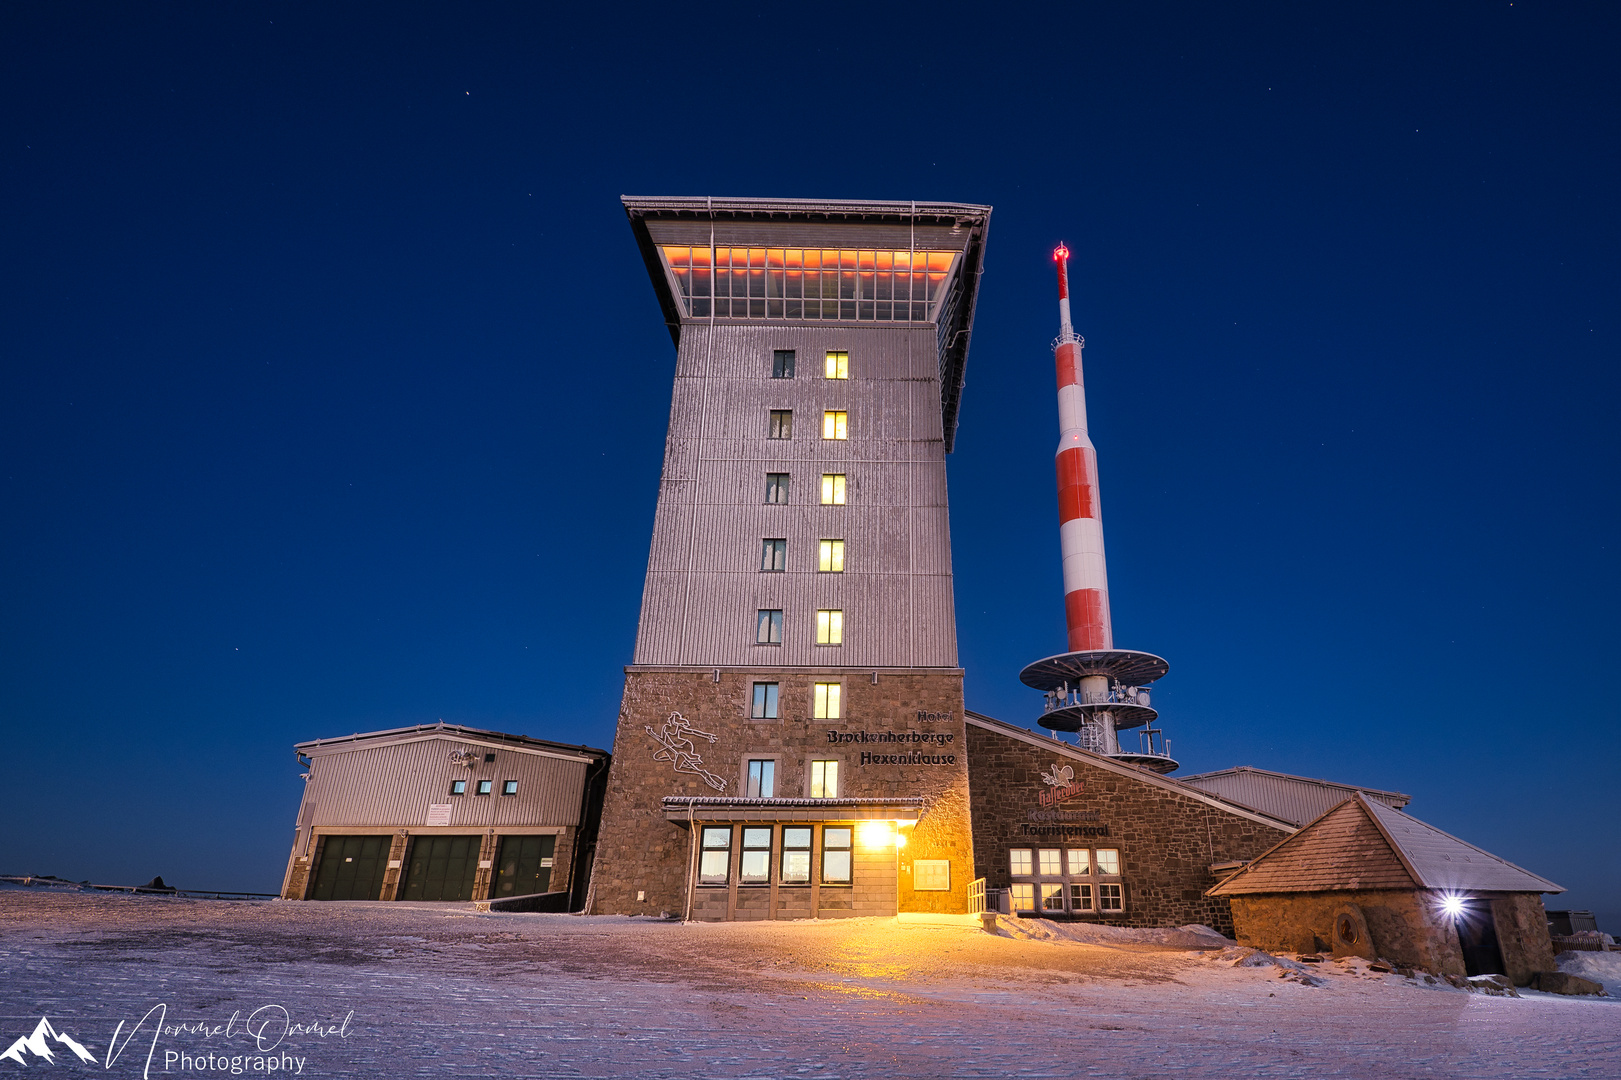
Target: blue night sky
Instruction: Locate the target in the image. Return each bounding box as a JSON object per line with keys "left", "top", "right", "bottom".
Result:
{"left": 3, "top": 4, "right": 1617, "bottom": 926}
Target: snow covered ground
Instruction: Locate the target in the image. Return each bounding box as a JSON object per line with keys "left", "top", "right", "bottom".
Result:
{"left": 1, "top": 891, "right": 1617, "bottom": 1079}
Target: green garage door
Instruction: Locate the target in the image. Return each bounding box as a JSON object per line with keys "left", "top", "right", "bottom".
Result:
{"left": 309, "top": 835, "right": 390, "bottom": 901}
{"left": 400, "top": 835, "right": 480, "bottom": 901}
{"left": 494, "top": 835, "right": 556, "bottom": 898}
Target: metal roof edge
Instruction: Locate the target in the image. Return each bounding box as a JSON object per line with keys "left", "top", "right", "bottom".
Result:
{"left": 1177, "top": 764, "right": 1412, "bottom": 805}
{"left": 295, "top": 723, "right": 609, "bottom": 762}
{"left": 963, "top": 711, "right": 1297, "bottom": 833}
{"left": 622, "top": 195, "right": 991, "bottom": 220}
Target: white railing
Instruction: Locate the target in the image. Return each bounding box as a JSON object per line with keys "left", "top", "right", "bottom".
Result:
{"left": 967, "top": 877, "right": 987, "bottom": 915}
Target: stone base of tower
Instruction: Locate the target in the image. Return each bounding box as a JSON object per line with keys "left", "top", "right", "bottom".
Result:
{"left": 589, "top": 666, "right": 975, "bottom": 920}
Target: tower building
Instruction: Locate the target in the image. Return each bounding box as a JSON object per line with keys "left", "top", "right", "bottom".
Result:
{"left": 1019, "top": 245, "right": 1178, "bottom": 773}
{"left": 589, "top": 197, "right": 991, "bottom": 919}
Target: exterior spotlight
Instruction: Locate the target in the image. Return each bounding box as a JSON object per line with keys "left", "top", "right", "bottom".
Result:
{"left": 858, "top": 821, "right": 894, "bottom": 849}
{"left": 1441, "top": 895, "right": 1465, "bottom": 918}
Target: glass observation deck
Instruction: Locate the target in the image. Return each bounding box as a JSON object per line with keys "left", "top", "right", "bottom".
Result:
{"left": 661, "top": 245, "right": 958, "bottom": 322}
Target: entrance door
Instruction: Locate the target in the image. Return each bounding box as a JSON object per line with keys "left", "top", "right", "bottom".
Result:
{"left": 1455, "top": 900, "right": 1507, "bottom": 976}
{"left": 309, "top": 836, "right": 390, "bottom": 900}
{"left": 494, "top": 835, "right": 556, "bottom": 897}
{"left": 400, "top": 836, "right": 480, "bottom": 901}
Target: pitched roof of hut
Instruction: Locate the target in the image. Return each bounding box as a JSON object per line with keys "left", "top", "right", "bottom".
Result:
{"left": 1207, "top": 792, "right": 1562, "bottom": 896}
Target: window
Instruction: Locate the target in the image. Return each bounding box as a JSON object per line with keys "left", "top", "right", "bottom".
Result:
{"left": 751, "top": 682, "right": 779, "bottom": 719}
{"left": 476, "top": 780, "right": 492, "bottom": 796}
{"left": 501, "top": 781, "right": 517, "bottom": 796}
{"left": 766, "top": 473, "right": 790, "bottom": 504}
{"left": 449, "top": 780, "right": 466, "bottom": 796}
{"left": 816, "top": 609, "right": 844, "bottom": 645}
{"left": 740, "top": 828, "right": 772, "bottom": 884}
{"left": 699, "top": 827, "right": 731, "bottom": 885}
{"left": 772, "top": 349, "right": 795, "bottom": 378}
{"left": 484, "top": 753, "right": 496, "bottom": 762}
{"left": 810, "top": 759, "right": 839, "bottom": 798}
{"left": 661, "top": 246, "right": 959, "bottom": 323}
{"left": 1009, "top": 883, "right": 1036, "bottom": 911}
{"left": 746, "top": 759, "right": 776, "bottom": 798}
{"left": 760, "top": 538, "right": 786, "bottom": 572}
{"left": 813, "top": 682, "right": 841, "bottom": 719}
{"left": 822, "top": 827, "right": 852, "bottom": 884}
{"left": 821, "top": 410, "right": 848, "bottom": 440}
{"left": 819, "top": 539, "right": 845, "bottom": 572}
{"left": 820, "top": 474, "right": 846, "bottom": 505}
{"left": 913, "top": 859, "right": 949, "bottom": 891}
{"left": 824, "top": 350, "right": 849, "bottom": 379}
{"left": 1070, "top": 883, "right": 1094, "bottom": 911}
{"left": 756, "top": 609, "right": 783, "bottom": 644}
{"left": 1067, "top": 849, "right": 1091, "bottom": 875}
{"left": 1009, "top": 849, "right": 1033, "bottom": 876}
{"left": 768, "top": 410, "right": 793, "bottom": 439}
{"left": 1099, "top": 883, "right": 1124, "bottom": 912}
{"left": 1096, "top": 848, "right": 1121, "bottom": 875}
{"left": 1038, "top": 849, "right": 1062, "bottom": 876}
{"left": 1041, "top": 883, "right": 1066, "bottom": 911}
{"left": 781, "top": 827, "right": 812, "bottom": 883}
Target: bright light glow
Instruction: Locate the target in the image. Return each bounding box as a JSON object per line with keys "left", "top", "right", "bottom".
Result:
{"left": 1053, "top": 243, "right": 1070, "bottom": 261}
{"left": 858, "top": 821, "right": 894, "bottom": 849}
{"left": 1441, "top": 895, "right": 1466, "bottom": 918}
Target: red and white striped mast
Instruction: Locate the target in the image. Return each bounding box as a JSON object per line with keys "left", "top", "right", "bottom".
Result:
{"left": 1020, "top": 244, "right": 1178, "bottom": 773}
{"left": 1051, "top": 243, "right": 1112, "bottom": 653}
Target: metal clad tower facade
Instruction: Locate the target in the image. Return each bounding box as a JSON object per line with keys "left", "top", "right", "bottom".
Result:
{"left": 591, "top": 197, "right": 990, "bottom": 919}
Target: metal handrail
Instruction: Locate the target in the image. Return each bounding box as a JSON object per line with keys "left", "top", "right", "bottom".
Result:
{"left": 967, "top": 877, "right": 987, "bottom": 915}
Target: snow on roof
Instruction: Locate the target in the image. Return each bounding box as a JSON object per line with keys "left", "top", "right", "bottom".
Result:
{"left": 1208, "top": 793, "right": 1563, "bottom": 897}
{"left": 1176, "top": 765, "right": 1409, "bottom": 827}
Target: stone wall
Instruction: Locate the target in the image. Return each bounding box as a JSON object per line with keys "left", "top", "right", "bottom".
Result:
{"left": 966, "top": 722, "right": 1291, "bottom": 935}
{"left": 1227, "top": 890, "right": 1556, "bottom": 985}
{"left": 590, "top": 667, "right": 974, "bottom": 918}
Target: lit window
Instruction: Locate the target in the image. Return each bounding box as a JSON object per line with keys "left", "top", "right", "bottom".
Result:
{"left": 816, "top": 610, "right": 843, "bottom": 645}
{"left": 760, "top": 538, "right": 786, "bottom": 572}
{"left": 1068, "top": 849, "right": 1091, "bottom": 875}
{"left": 501, "top": 781, "right": 517, "bottom": 796}
{"left": 821, "top": 410, "right": 848, "bottom": 440}
{"left": 1009, "top": 883, "right": 1036, "bottom": 911}
{"left": 699, "top": 827, "right": 731, "bottom": 885}
{"left": 781, "top": 827, "right": 812, "bottom": 883}
{"left": 1096, "top": 849, "right": 1121, "bottom": 875}
{"left": 1009, "top": 849, "right": 1033, "bottom": 876}
{"left": 756, "top": 609, "right": 783, "bottom": 644}
{"left": 820, "top": 474, "right": 846, "bottom": 505}
{"left": 824, "top": 351, "right": 849, "bottom": 379}
{"left": 476, "top": 779, "right": 492, "bottom": 795}
{"left": 746, "top": 759, "right": 776, "bottom": 798}
{"left": 751, "top": 682, "right": 779, "bottom": 719}
{"left": 772, "top": 349, "right": 796, "bottom": 378}
{"left": 740, "top": 828, "right": 772, "bottom": 884}
{"left": 818, "top": 539, "right": 845, "bottom": 572}
{"left": 766, "top": 473, "right": 790, "bottom": 504}
{"left": 822, "top": 827, "right": 852, "bottom": 884}
{"left": 810, "top": 759, "right": 839, "bottom": 798}
{"left": 1099, "top": 883, "right": 1124, "bottom": 912}
{"left": 813, "top": 682, "right": 841, "bottom": 719}
{"left": 1038, "top": 849, "right": 1062, "bottom": 876}
{"left": 1070, "top": 883, "right": 1093, "bottom": 910}
{"left": 768, "top": 410, "right": 793, "bottom": 439}
{"left": 1041, "top": 883, "right": 1065, "bottom": 911}
{"left": 449, "top": 780, "right": 466, "bottom": 796}
{"left": 662, "top": 246, "right": 959, "bottom": 323}
{"left": 913, "top": 859, "right": 949, "bottom": 891}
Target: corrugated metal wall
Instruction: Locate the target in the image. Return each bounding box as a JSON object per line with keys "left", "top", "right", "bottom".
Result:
{"left": 304, "top": 735, "right": 590, "bottom": 829}
{"left": 633, "top": 322, "right": 958, "bottom": 668}
{"left": 646, "top": 219, "right": 972, "bottom": 253}
{"left": 1177, "top": 772, "right": 1406, "bottom": 827}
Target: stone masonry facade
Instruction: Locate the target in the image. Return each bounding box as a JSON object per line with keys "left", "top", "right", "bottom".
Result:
{"left": 589, "top": 667, "right": 975, "bottom": 918}
{"left": 966, "top": 720, "right": 1291, "bottom": 936}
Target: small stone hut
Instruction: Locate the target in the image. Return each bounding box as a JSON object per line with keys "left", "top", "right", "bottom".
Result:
{"left": 1207, "top": 792, "right": 1562, "bottom": 985}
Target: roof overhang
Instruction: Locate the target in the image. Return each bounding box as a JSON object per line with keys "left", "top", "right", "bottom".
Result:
{"left": 622, "top": 195, "right": 992, "bottom": 452}
{"left": 662, "top": 795, "right": 923, "bottom": 824}
{"left": 295, "top": 723, "right": 609, "bottom": 765}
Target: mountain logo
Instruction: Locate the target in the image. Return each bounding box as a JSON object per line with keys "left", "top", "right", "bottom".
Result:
{"left": 0, "top": 1018, "right": 97, "bottom": 1067}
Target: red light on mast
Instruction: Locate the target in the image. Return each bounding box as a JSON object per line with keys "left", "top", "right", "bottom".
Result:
{"left": 1053, "top": 243, "right": 1070, "bottom": 261}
